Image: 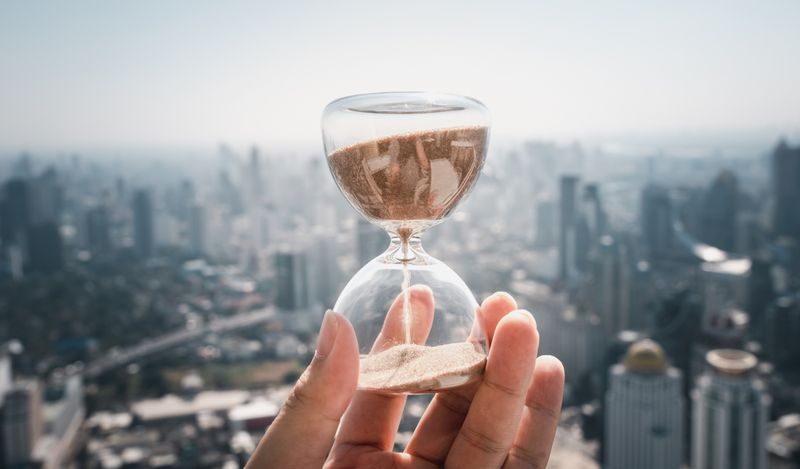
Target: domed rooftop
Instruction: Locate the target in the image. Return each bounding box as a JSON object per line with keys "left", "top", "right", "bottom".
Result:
{"left": 623, "top": 339, "right": 667, "bottom": 373}
{"left": 706, "top": 349, "right": 757, "bottom": 377}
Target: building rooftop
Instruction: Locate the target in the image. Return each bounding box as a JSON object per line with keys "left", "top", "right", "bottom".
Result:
{"left": 623, "top": 339, "right": 667, "bottom": 374}
{"left": 132, "top": 390, "right": 250, "bottom": 422}
{"left": 228, "top": 398, "right": 280, "bottom": 422}
{"left": 706, "top": 348, "right": 758, "bottom": 377}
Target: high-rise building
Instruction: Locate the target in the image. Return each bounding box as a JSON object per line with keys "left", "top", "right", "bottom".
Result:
{"left": 308, "top": 230, "right": 340, "bottom": 309}
{"left": 747, "top": 256, "right": 775, "bottom": 341}
{"left": 772, "top": 141, "right": 800, "bottom": 241}
{"left": 583, "top": 183, "right": 607, "bottom": 242}
{"left": 700, "top": 258, "right": 751, "bottom": 335}
{"left": 2, "top": 379, "right": 43, "bottom": 467}
{"left": 86, "top": 205, "right": 112, "bottom": 254}
{"left": 132, "top": 190, "right": 155, "bottom": 258}
{"left": 641, "top": 184, "right": 673, "bottom": 260}
{"left": 1, "top": 179, "right": 30, "bottom": 248}
{"left": 764, "top": 295, "right": 800, "bottom": 370}
{"left": 188, "top": 203, "right": 206, "bottom": 255}
{"left": 29, "top": 167, "right": 62, "bottom": 226}
{"left": 692, "top": 349, "right": 770, "bottom": 469}
{"left": 0, "top": 344, "right": 12, "bottom": 408}
{"left": 26, "top": 222, "right": 63, "bottom": 273}
{"left": 592, "top": 235, "right": 629, "bottom": 335}
{"left": 700, "top": 170, "right": 738, "bottom": 252}
{"left": 274, "top": 249, "right": 309, "bottom": 311}
{"left": 534, "top": 199, "right": 557, "bottom": 248}
{"left": 559, "top": 175, "right": 579, "bottom": 282}
{"left": 533, "top": 297, "right": 605, "bottom": 387}
{"left": 605, "top": 339, "right": 684, "bottom": 469}
{"left": 357, "top": 218, "right": 386, "bottom": 266}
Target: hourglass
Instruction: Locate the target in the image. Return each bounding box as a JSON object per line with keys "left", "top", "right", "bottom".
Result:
{"left": 322, "top": 92, "right": 490, "bottom": 394}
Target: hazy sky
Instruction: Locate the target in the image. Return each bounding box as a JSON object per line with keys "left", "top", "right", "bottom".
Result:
{"left": 1, "top": 0, "right": 799, "bottom": 149}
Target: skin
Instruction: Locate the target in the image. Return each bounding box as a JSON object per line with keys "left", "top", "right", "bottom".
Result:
{"left": 246, "top": 290, "right": 565, "bottom": 469}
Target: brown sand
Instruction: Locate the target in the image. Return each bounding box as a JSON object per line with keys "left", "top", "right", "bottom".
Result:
{"left": 359, "top": 342, "right": 486, "bottom": 393}
{"left": 327, "top": 127, "right": 488, "bottom": 230}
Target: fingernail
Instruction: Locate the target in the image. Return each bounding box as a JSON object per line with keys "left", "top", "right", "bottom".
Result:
{"left": 486, "top": 291, "right": 517, "bottom": 308}
{"left": 316, "top": 310, "right": 339, "bottom": 359}
{"left": 512, "top": 309, "right": 537, "bottom": 328}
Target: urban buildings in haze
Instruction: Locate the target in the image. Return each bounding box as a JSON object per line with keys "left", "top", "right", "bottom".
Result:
{"left": 0, "top": 137, "right": 799, "bottom": 466}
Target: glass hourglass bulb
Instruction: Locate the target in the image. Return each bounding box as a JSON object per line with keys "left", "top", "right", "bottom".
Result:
{"left": 321, "top": 92, "right": 491, "bottom": 394}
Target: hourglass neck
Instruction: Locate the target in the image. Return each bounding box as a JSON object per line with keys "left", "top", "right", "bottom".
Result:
{"left": 388, "top": 234, "right": 426, "bottom": 263}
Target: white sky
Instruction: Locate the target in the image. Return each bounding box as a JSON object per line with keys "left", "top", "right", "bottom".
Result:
{"left": 1, "top": 0, "right": 798, "bottom": 149}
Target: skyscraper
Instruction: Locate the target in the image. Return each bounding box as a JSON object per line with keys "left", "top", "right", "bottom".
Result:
{"left": 605, "top": 339, "right": 684, "bottom": 469}
{"left": 357, "top": 218, "right": 386, "bottom": 266}
{"left": 641, "top": 184, "right": 673, "bottom": 260}
{"left": 559, "top": 175, "right": 579, "bottom": 282}
{"left": 0, "top": 179, "right": 30, "bottom": 248}
{"left": 274, "top": 249, "right": 309, "bottom": 311}
{"left": 583, "top": 183, "right": 607, "bottom": 242}
{"left": 26, "top": 222, "right": 63, "bottom": 273}
{"left": 188, "top": 203, "right": 206, "bottom": 255}
{"left": 764, "top": 295, "right": 800, "bottom": 370}
{"left": 132, "top": 190, "right": 154, "bottom": 258}
{"left": 700, "top": 170, "right": 738, "bottom": 252}
{"left": 692, "top": 349, "right": 770, "bottom": 469}
{"left": 2, "top": 379, "right": 43, "bottom": 467}
{"left": 534, "top": 198, "right": 557, "bottom": 248}
{"left": 86, "top": 205, "right": 112, "bottom": 254}
{"left": 772, "top": 141, "right": 800, "bottom": 241}
{"left": 592, "top": 235, "right": 627, "bottom": 336}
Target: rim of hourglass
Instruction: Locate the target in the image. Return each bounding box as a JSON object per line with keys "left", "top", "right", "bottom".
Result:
{"left": 324, "top": 91, "right": 489, "bottom": 115}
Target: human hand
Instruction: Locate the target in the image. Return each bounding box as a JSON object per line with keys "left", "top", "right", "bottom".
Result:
{"left": 246, "top": 289, "right": 565, "bottom": 469}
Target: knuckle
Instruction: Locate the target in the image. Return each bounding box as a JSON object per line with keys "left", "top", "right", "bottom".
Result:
{"left": 484, "top": 377, "right": 524, "bottom": 398}
{"left": 526, "top": 399, "right": 559, "bottom": 422}
{"left": 508, "top": 444, "right": 548, "bottom": 469}
{"left": 459, "top": 423, "right": 506, "bottom": 456}
{"left": 436, "top": 391, "right": 472, "bottom": 417}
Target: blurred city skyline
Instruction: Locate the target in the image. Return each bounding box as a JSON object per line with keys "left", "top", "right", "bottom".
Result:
{"left": 1, "top": 0, "right": 800, "bottom": 150}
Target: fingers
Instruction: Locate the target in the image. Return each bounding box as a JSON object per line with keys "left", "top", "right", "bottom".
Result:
{"left": 246, "top": 311, "right": 359, "bottom": 469}
{"left": 372, "top": 284, "right": 435, "bottom": 352}
{"left": 445, "top": 311, "right": 539, "bottom": 469}
{"left": 504, "top": 356, "right": 565, "bottom": 469}
{"left": 406, "top": 292, "right": 517, "bottom": 465}
{"left": 478, "top": 292, "right": 518, "bottom": 348}
{"left": 335, "top": 285, "right": 435, "bottom": 451}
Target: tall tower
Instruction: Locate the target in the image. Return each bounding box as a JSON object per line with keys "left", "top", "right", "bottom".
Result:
{"left": 700, "top": 170, "right": 739, "bottom": 252}
{"left": 605, "top": 339, "right": 684, "bottom": 469}
{"left": 692, "top": 349, "right": 770, "bottom": 469}
{"left": 188, "top": 203, "right": 206, "bottom": 255}
{"left": 132, "top": 190, "right": 154, "bottom": 258}
{"left": 641, "top": 184, "right": 673, "bottom": 260}
{"left": 559, "top": 175, "right": 579, "bottom": 282}
{"left": 2, "top": 379, "right": 43, "bottom": 467}
{"left": 357, "top": 217, "right": 386, "bottom": 266}
{"left": 274, "top": 248, "right": 309, "bottom": 311}
{"left": 772, "top": 141, "right": 800, "bottom": 240}
{"left": 86, "top": 205, "right": 112, "bottom": 254}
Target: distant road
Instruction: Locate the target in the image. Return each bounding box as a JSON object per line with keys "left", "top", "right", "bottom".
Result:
{"left": 83, "top": 307, "right": 275, "bottom": 378}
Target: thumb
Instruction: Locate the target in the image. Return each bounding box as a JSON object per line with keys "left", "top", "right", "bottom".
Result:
{"left": 246, "top": 311, "right": 359, "bottom": 469}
